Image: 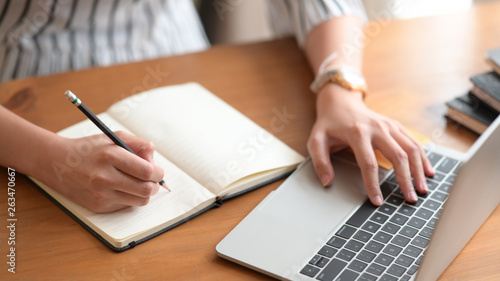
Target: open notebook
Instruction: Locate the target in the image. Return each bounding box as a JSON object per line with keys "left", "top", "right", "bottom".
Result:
{"left": 29, "top": 83, "right": 304, "bottom": 251}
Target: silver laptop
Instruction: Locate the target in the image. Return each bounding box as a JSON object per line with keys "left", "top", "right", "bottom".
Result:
{"left": 217, "top": 116, "right": 500, "bottom": 281}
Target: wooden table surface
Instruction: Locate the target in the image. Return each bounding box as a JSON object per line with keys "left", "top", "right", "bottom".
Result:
{"left": 1, "top": 1, "right": 500, "bottom": 280}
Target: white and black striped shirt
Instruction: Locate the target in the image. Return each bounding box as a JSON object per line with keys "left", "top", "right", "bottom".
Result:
{"left": 0, "top": 0, "right": 365, "bottom": 82}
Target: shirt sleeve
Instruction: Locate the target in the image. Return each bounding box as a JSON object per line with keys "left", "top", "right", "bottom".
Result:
{"left": 267, "top": 0, "right": 367, "bottom": 48}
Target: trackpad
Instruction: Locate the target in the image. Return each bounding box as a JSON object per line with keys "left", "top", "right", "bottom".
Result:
{"left": 256, "top": 157, "right": 368, "bottom": 237}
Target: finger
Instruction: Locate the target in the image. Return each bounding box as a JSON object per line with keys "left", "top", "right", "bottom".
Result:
{"left": 307, "top": 131, "right": 334, "bottom": 186}
{"left": 398, "top": 128, "right": 435, "bottom": 177}
{"left": 115, "top": 130, "right": 156, "bottom": 163}
{"left": 349, "top": 138, "right": 384, "bottom": 206}
{"left": 394, "top": 127, "right": 430, "bottom": 194}
{"left": 102, "top": 145, "right": 165, "bottom": 183}
{"left": 373, "top": 133, "right": 418, "bottom": 203}
{"left": 113, "top": 177, "right": 161, "bottom": 198}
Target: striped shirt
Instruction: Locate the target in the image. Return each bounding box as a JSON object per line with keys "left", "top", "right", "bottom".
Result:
{"left": 267, "top": 0, "right": 367, "bottom": 47}
{"left": 0, "top": 0, "right": 365, "bottom": 82}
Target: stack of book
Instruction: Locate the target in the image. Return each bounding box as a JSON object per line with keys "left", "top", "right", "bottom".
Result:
{"left": 445, "top": 47, "right": 500, "bottom": 134}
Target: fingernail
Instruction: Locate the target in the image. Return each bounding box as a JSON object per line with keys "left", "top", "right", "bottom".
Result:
{"left": 421, "top": 180, "right": 429, "bottom": 193}
{"left": 374, "top": 195, "right": 383, "bottom": 206}
{"left": 410, "top": 191, "right": 418, "bottom": 202}
{"left": 321, "top": 174, "right": 331, "bottom": 186}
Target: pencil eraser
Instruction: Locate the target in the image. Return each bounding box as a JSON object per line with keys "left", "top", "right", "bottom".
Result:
{"left": 64, "top": 90, "right": 76, "bottom": 102}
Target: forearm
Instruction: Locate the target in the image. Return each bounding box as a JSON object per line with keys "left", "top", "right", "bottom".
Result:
{"left": 305, "top": 15, "right": 365, "bottom": 75}
{"left": 0, "top": 106, "right": 63, "bottom": 179}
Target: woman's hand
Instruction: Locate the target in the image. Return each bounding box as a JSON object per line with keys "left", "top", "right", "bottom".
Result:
{"left": 307, "top": 84, "right": 435, "bottom": 206}
{"left": 43, "top": 131, "right": 165, "bottom": 213}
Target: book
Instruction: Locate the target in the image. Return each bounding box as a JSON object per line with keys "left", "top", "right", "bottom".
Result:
{"left": 469, "top": 71, "right": 500, "bottom": 112}
{"left": 29, "top": 83, "right": 304, "bottom": 251}
{"left": 486, "top": 47, "right": 500, "bottom": 75}
{"left": 445, "top": 92, "right": 499, "bottom": 134}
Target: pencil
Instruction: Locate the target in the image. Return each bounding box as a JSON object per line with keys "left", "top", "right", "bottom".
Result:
{"left": 64, "top": 90, "right": 170, "bottom": 192}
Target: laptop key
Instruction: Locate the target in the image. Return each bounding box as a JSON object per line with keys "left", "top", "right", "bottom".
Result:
{"left": 420, "top": 227, "right": 433, "bottom": 238}
{"left": 423, "top": 199, "right": 441, "bottom": 211}
{"left": 386, "top": 195, "right": 405, "bottom": 206}
{"left": 392, "top": 234, "right": 411, "bottom": 247}
{"left": 357, "top": 250, "right": 376, "bottom": 263}
{"left": 362, "top": 221, "right": 381, "bottom": 233}
{"left": 346, "top": 201, "right": 377, "bottom": 227}
{"left": 400, "top": 226, "right": 418, "bottom": 238}
{"left": 390, "top": 214, "right": 409, "bottom": 226}
{"left": 327, "top": 236, "right": 347, "bottom": 249}
{"left": 366, "top": 263, "right": 386, "bottom": 276}
{"left": 379, "top": 274, "right": 398, "bottom": 281}
{"left": 337, "top": 249, "right": 356, "bottom": 262}
{"left": 408, "top": 217, "right": 426, "bottom": 229}
{"left": 382, "top": 222, "right": 401, "bottom": 235}
{"left": 365, "top": 241, "right": 384, "bottom": 253}
{"left": 359, "top": 273, "right": 378, "bottom": 281}
{"left": 309, "top": 255, "right": 322, "bottom": 265}
{"left": 387, "top": 264, "right": 406, "bottom": 277}
{"left": 300, "top": 264, "right": 320, "bottom": 277}
{"left": 398, "top": 205, "right": 417, "bottom": 216}
{"left": 427, "top": 218, "right": 438, "bottom": 228}
{"left": 374, "top": 253, "right": 394, "bottom": 266}
{"left": 446, "top": 174, "right": 456, "bottom": 183}
{"left": 380, "top": 182, "right": 397, "bottom": 198}
{"left": 354, "top": 230, "right": 373, "bottom": 243}
{"left": 415, "top": 208, "right": 434, "bottom": 220}
{"left": 336, "top": 225, "right": 357, "bottom": 239}
{"left": 348, "top": 259, "right": 368, "bottom": 273}
{"left": 336, "top": 269, "right": 359, "bottom": 281}
{"left": 345, "top": 240, "right": 364, "bottom": 252}
{"left": 316, "top": 258, "right": 347, "bottom": 281}
{"left": 401, "top": 275, "right": 412, "bottom": 281}
{"left": 370, "top": 212, "right": 389, "bottom": 224}
{"left": 436, "top": 157, "right": 459, "bottom": 174}
{"left": 427, "top": 152, "right": 443, "bottom": 167}
{"left": 379, "top": 204, "right": 397, "bottom": 216}
{"left": 395, "top": 254, "right": 415, "bottom": 267}
{"left": 407, "top": 264, "right": 419, "bottom": 275}
{"left": 425, "top": 179, "right": 439, "bottom": 190}
{"left": 431, "top": 191, "right": 448, "bottom": 202}
{"left": 404, "top": 245, "right": 423, "bottom": 258}
{"left": 412, "top": 236, "right": 430, "bottom": 248}
{"left": 374, "top": 231, "right": 393, "bottom": 243}
{"left": 428, "top": 171, "right": 445, "bottom": 182}
{"left": 383, "top": 244, "right": 403, "bottom": 257}
{"left": 439, "top": 182, "right": 452, "bottom": 193}
{"left": 318, "top": 246, "right": 337, "bottom": 258}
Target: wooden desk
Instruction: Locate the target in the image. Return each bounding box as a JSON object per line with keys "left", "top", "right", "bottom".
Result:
{"left": 1, "top": 1, "right": 499, "bottom": 280}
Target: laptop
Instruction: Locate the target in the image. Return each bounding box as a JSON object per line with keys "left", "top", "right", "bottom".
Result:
{"left": 217, "top": 116, "right": 500, "bottom": 281}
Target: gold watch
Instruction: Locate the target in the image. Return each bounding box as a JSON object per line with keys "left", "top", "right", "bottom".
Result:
{"left": 310, "top": 66, "right": 367, "bottom": 98}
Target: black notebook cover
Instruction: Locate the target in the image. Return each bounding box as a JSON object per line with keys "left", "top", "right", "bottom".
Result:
{"left": 470, "top": 71, "right": 500, "bottom": 112}
{"left": 446, "top": 92, "right": 499, "bottom": 134}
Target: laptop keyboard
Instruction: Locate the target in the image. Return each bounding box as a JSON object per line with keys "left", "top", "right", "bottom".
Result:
{"left": 300, "top": 152, "right": 460, "bottom": 281}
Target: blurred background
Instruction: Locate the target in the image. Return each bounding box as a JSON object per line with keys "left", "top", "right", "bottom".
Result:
{"left": 199, "top": 0, "right": 495, "bottom": 45}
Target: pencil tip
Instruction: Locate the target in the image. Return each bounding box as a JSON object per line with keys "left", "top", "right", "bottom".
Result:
{"left": 159, "top": 180, "right": 171, "bottom": 192}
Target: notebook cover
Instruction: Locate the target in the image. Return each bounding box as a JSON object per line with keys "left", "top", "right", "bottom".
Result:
{"left": 446, "top": 92, "right": 499, "bottom": 124}
{"left": 469, "top": 71, "right": 500, "bottom": 103}
{"left": 25, "top": 170, "right": 295, "bottom": 251}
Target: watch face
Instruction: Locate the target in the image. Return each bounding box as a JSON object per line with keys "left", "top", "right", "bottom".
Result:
{"left": 340, "top": 68, "right": 366, "bottom": 86}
